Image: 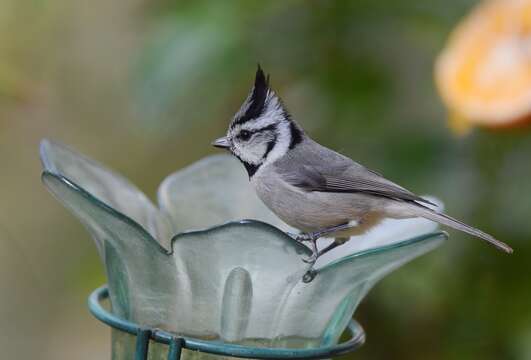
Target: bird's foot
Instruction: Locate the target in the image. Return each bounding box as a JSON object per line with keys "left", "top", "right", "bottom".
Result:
{"left": 287, "top": 231, "right": 319, "bottom": 259}
{"left": 287, "top": 226, "right": 352, "bottom": 283}
{"left": 302, "top": 269, "right": 317, "bottom": 283}
{"left": 302, "top": 253, "right": 317, "bottom": 264}
{"left": 287, "top": 231, "right": 318, "bottom": 243}
{"left": 301, "top": 238, "right": 351, "bottom": 283}
{"left": 301, "top": 237, "right": 319, "bottom": 283}
{"left": 289, "top": 223, "right": 352, "bottom": 243}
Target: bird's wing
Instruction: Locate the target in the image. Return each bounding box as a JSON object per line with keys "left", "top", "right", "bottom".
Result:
{"left": 276, "top": 156, "right": 435, "bottom": 206}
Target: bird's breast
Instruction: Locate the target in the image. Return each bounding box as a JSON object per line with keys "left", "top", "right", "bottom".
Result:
{"left": 251, "top": 170, "right": 380, "bottom": 233}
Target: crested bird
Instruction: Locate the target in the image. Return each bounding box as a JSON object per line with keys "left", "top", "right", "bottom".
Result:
{"left": 212, "top": 66, "right": 512, "bottom": 281}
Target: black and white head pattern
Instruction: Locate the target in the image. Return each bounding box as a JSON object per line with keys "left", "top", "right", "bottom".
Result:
{"left": 226, "top": 66, "right": 303, "bottom": 177}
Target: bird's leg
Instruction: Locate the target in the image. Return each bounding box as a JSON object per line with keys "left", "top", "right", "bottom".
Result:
{"left": 298, "top": 224, "right": 352, "bottom": 283}
{"left": 316, "top": 239, "right": 345, "bottom": 258}
{"left": 301, "top": 242, "right": 335, "bottom": 283}
{"left": 290, "top": 232, "right": 316, "bottom": 243}
{"left": 304, "top": 236, "right": 349, "bottom": 261}
{"left": 295, "top": 222, "right": 351, "bottom": 263}
{"left": 302, "top": 239, "right": 347, "bottom": 283}
{"left": 307, "top": 222, "right": 353, "bottom": 240}
{"left": 293, "top": 222, "right": 352, "bottom": 243}
{"left": 302, "top": 238, "right": 319, "bottom": 264}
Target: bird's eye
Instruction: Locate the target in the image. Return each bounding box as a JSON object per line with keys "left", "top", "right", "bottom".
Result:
{"left": 238, "top": 130, "right": 252, "bottom": 141}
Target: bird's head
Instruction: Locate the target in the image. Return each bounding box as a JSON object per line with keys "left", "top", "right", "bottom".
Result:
{"left": 213, "top": 65, "right": 304, "bottom": 177}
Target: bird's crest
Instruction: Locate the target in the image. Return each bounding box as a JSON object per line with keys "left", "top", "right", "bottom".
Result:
{"left": 232, "top": 65, "right": 272, "bottom": 127}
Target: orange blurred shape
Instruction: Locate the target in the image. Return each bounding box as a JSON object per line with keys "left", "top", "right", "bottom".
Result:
{"left": 435, "top": 0, "right": 531, "bottom": 135}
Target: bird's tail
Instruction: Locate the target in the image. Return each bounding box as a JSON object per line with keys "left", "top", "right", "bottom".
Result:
{"left": 413, "top": 205, "right": 513, "bottom": 254}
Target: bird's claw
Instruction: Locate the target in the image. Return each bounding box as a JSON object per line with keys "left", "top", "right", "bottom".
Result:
{"left": 285, "top": 231, "right": 321, "bottom": 282}
{"left": 302, "top": 254, "right": 317, "bottom": 264}
{"left": 287, "top": 233, "right": 306, "bottom": 243}
{"left": 302, "top": 269, "right": 317, "bottom": 283}
{"left": 297, "top": 233, "right": 315, "bottom": 242}
{"left": 302, "top": 245, "right": 318, "bottom": 282}
{"left": 286, "top": 231, "right": 317, "bottom": 243}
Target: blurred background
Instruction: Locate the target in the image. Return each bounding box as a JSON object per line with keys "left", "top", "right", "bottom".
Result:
{"left": 1, "top": 0, "right": 530, "bottom": 359}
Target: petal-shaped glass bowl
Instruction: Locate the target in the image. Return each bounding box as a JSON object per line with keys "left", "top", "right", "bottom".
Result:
{"left": 40, "top": 139, "right": 446, "bottom": 359}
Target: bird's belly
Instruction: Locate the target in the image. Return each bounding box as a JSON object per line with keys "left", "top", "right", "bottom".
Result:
{"left": 252, "top": 175, "right": 385, "bottom": 234}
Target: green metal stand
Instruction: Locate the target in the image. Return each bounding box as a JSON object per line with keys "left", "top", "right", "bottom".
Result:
{"left": 89, "top": 285, "right": 366, "bottom": 360}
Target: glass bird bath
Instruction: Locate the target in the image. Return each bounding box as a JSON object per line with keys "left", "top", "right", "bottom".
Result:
{"left": 40, "top": 139, "right": 446, "bottom": 360}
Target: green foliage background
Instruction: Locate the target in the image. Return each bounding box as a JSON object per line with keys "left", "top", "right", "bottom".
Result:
{"left": 1, "top": 1, "right": 530, "bottom": 359}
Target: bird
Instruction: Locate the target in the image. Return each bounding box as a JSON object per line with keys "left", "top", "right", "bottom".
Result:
{"left": 212, "top": 65, "right": 513, "bottom": 281}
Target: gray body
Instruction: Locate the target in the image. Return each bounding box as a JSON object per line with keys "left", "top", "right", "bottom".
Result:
{"left": 213, "top": 66, "right": 513, "bottom": 254}
{"left": 252, "top": 137, "right": 390, "bottom": 238}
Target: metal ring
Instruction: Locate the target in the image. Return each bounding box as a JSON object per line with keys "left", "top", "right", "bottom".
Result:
{"left": 88, "top": 285, "right": 365, "bottom": 359}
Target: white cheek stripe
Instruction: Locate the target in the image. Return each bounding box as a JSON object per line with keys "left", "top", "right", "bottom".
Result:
{"left": 261, "top": 120, "right": 291, "bottom": 165}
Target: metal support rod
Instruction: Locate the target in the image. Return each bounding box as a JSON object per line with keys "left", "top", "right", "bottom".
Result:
{"left": 89, "top": 285, "right": 366, "bottom": 359}
{"left": 135, "top": 329, "right": 152, "bottom": 360}
{"left": 168, "top": 338, "right": 185, "bottom": 360}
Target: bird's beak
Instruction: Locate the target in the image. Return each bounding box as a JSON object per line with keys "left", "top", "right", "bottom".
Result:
{"left": 212, "top": 136, "right": 230, "bottom": 149}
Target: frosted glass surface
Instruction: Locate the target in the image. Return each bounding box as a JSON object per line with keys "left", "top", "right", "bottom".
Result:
{"left": 158, "top": 155, "right": 290, "bottom": 233}
{"left": 40, "top": 139, "right": 446, "bottom": 359}
{"left": 42, "top": 173, "right": 178, "bottom": 327}
{"left": 40, "top": 139, "right": 164, "bottom": 239}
